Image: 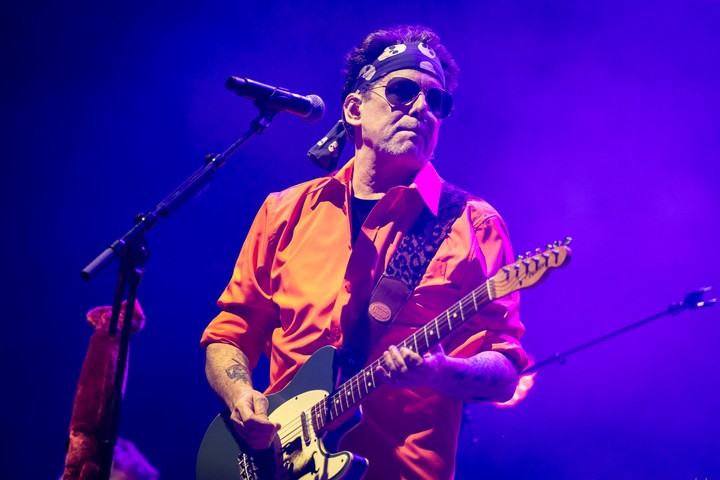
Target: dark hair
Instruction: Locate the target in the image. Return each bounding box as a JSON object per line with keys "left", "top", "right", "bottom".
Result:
{"left": 341, "top": 25, "right": 460, "bottom": 101}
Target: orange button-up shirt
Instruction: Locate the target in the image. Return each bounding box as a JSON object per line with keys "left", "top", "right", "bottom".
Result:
{"left": 201, "top": 159, "right": 527, "bottom": 479}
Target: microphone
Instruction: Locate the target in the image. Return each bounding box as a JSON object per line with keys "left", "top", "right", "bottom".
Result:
{"left": 225, "top": 76, "right": 325, "bottom": 123}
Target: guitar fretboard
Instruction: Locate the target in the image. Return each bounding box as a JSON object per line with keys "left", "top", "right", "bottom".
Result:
{"left": 308, "top": 278, "right": 498, "bottom": 433}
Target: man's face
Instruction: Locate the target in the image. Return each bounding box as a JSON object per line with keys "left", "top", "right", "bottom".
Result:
{"left": 358, "top": 68, "right": 443, "bottom": 172}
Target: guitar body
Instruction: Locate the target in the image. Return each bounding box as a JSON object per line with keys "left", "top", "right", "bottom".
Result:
{"left": 197, "top": 346, "right": 368, "bottom": 480}
{"left": 198, "top": 239, "right": 572, "bottom": 479}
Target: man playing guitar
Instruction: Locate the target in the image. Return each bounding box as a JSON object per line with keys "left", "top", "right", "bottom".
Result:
{"left": 200, "top": 25, "right": 528, "bottom": 480}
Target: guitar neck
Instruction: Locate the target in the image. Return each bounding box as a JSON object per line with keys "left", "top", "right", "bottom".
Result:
{"left": 309, "top": 278, "right": 497, "bottom": 434}
{"left": 305, "top": 238, "right": 571, "bottom": 437}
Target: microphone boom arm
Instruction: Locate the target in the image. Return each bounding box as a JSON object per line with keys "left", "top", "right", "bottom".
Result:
{"left": 524, "top": 287, "right": 716, "bottom": 374}
{"left": 81, "top": 106, "right": 278, "bottom": 279}
{"left": 79, "top": 95, "right": 294, "bottom": 479}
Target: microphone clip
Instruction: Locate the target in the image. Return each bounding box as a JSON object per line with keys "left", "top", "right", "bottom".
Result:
{"left": 670, "top": 286, "right": 717, "bottom": 314}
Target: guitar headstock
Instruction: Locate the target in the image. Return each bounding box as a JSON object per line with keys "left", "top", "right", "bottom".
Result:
{"left": 490, "top": 237, "right": 572, "bottom": 299}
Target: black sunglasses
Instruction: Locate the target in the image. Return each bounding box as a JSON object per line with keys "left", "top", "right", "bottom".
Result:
{"left": 370, "top": 77, "right": 454, "bottom": 119}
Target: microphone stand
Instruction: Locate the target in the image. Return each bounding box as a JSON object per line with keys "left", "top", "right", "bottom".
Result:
{"left": 523, "top": 286, "right": 716, "bottom": 374}
{"left": 80, "top": 104, "right": 279, "bottom": 480}
{"left": 461, "top": 287, "right": 716, "bottom": 445}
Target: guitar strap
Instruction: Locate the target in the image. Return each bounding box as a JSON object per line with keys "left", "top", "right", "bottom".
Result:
{"left": 340, "top": 182, "right": 470, "bottom": 376}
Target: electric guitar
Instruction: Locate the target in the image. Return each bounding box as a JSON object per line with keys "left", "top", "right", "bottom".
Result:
{"left": 197, "top": 239, "right": 572, "bottom": 480}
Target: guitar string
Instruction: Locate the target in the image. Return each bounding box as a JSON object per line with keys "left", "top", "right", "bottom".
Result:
{"left": 294, "top": 329, "right": 457, "bottom": 453}
{"left": 245, "top": 281, "right": 499, "bottom": 469}
{"left": 272, "top": 281, "right": 492, "bottom": 447}
{"left": 244, "top": 282, "right": 502, "bottom": 473}
{"left": 278, "top": 399, "right": 336, "bottom": 444}
{"left": 287, "top": 283, "right": 486, "bottom": 427}
{"left": 238, "top": 258, "right": 564, "bottom": 471}
{"left": 276, "top": 398, "right": 331, "bottom": 443}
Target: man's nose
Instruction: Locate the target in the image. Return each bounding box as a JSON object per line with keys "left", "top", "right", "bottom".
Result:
{"left": 409, "top": 91, "right": 430, "bottom": 117}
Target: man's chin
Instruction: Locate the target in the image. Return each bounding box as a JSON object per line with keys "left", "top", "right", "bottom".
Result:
{"left": 386, "top": 137, "right": 429, "bottom": 157}
{"left": 384, "top": 149, "right": 432, "bottom": 171}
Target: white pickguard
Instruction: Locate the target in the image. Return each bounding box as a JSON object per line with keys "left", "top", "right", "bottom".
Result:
{"left": 268, "top": 390, "right": 353, "bottom": 480}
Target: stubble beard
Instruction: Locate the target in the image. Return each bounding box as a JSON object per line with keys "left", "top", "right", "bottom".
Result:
{"left": 376, "top": 129, "right": 432, "bottom": 165}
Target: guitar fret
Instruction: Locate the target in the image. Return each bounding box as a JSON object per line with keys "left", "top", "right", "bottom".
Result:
{"left": 250, "top": 242, "right": 569, "bottom": 469}
{"left": 311, "top": 404, "right": 318, "bottom": 432}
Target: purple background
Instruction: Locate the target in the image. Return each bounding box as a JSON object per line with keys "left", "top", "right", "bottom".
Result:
{"left": 3, "top": 1, "right": 718, "bottom": 478}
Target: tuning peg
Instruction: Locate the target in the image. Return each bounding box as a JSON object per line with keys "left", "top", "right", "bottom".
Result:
{"left": 542, "top": 252, "right": 550, "bottom": 265}
{"left": 525, "top": 251, "right": 532, "bottom": 258}
{"left": 516, "top": 254, "right": 524, "bottom": 261}
{"left": 564, "top": 236, "right": 573, "bottom": 245}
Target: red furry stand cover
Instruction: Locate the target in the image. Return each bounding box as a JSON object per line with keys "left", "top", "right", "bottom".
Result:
{"left": 62, "top": 301, "right": 145, "bottom": 480}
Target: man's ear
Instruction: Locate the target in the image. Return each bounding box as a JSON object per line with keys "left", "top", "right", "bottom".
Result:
{"left": 343, "top": 93, "right": 362, "bottom": 128}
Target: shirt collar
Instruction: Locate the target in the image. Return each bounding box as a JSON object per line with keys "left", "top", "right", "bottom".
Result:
{"left": 409, "top": 161, "right": 443, "bottom": 216}
{"left": 309, "top": 159, "right": 444, "bottom": 216}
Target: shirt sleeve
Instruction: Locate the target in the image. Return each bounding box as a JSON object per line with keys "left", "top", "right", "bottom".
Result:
{"left": 200, "top": 195, "right": 280, "bottom": 369}
{"left": 445, "top": 210, "right": 529, "bottom": 371}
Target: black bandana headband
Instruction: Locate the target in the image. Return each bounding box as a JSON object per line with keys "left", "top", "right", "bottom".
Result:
{"left": 352, "top": 42, "right": 446, "bottom": 92}
{"left": 308, "top": 42, "right": 446, "bottom": 171}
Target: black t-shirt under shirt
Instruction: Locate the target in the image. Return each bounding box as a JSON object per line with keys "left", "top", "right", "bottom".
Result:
{"left": 351, "top": 196, "right": 379, "bottom": 244}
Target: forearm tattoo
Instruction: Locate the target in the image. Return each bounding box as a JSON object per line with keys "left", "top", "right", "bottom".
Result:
{"left": 466, "top": 356, "right": 504, "bottom": 387}
{"left": 225, "top": 356, "right": 251, "bottom": 384}
{"left": 462, "top": 355, "right": 514, "bottom": 401}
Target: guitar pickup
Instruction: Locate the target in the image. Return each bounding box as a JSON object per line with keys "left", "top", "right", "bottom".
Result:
{"left": 301, "top": 411, "right": 311, "bottom": 446}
